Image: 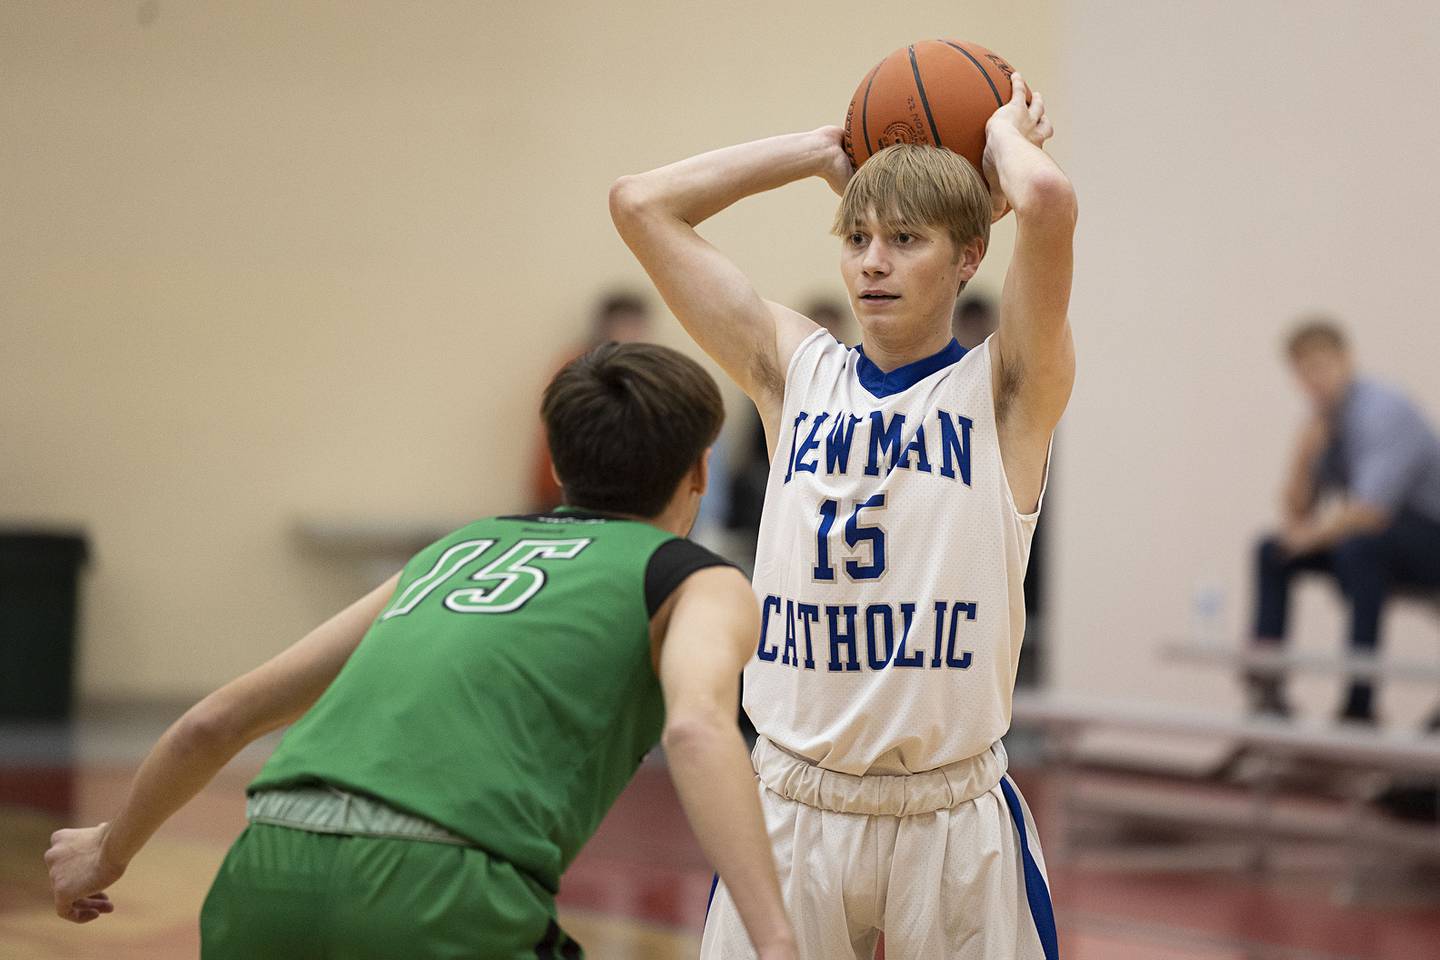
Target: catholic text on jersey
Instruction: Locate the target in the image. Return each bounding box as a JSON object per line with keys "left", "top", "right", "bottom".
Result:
{"left": 757, "top": 596, "right": 978, "bottom": 672}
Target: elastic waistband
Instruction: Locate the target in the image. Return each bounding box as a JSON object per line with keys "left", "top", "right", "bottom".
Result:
{"left": 753, "top": 737, "right": 1008, "bottom": 816}
{"left": 247, "top": 786, "right": 473, "bottom": 847}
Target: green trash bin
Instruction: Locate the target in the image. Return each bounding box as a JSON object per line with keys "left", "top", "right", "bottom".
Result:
{"left": 0, "top": 530, "right": 89, "bottom": 722}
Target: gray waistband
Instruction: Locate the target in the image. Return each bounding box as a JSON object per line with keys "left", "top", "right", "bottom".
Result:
{"left": 247, "top": 786, "right": 473, "bottom": 847}
{"left": 753, "top": 737, "right": 1008, "bottom": 816}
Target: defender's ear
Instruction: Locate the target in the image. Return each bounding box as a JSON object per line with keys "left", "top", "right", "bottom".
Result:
{"left": 694, "top": 448, "right": 711, "bottom": 497}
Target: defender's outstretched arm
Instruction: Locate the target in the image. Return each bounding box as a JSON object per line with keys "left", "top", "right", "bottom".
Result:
{"left": 609, "top": 130, "right": 850, "bottom": 426}
{"left": 44, "top": 574, "right": 400, "bottom": 923}
{"left": 658, "top": 567, "right": 796, "bottom": 960}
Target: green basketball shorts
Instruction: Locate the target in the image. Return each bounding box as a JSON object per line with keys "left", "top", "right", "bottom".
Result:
{"left": 200, "top": 799, "right": 582, "bottom": 958}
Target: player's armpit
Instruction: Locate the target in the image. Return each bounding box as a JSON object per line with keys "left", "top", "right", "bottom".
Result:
{"left": 990, "top": 190, "right": 1074, "bottom": 515}
{"left": 761, "top": 301, "right": 825, "bottom": 420}
{"left": 991, "top": 168, "right": 1077, "bottom": 432}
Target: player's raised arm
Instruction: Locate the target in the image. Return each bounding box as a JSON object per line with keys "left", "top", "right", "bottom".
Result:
{"left": 984, "top": 73, "right": 1078, "bottom": 437}
{"left": 609, "top": 130, "right": 850, "bottom": 416}
{"left": 43, "top": 573, "right": 399, "bottom": 923}
{"left": 656, "top": 566, "right": 796, "bottom": 960}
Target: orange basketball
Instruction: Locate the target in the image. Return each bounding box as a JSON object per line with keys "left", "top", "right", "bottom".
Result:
{"left": 842, "top": 39, "right": 1016, "bottom": 174}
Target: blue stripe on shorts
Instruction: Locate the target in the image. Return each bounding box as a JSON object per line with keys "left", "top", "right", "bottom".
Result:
{"left": 999, "top": 775, "right": 1059, "bottom": 959}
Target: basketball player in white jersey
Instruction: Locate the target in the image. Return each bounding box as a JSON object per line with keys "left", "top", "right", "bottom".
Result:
{"left": 610, "top": 74, "right": 1073, "bottom": 959}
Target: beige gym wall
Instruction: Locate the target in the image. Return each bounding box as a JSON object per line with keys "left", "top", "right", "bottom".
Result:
{"left": 1051, "top": 0, "right": 1440, "bottom": 725}
{"left": 2, "top": 2, "right": 1055, "bottom": 700}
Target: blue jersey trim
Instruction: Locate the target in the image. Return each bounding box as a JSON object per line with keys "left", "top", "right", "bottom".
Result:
{"left": 854, "top": 339, "right": 967, "bottom": 399}
{"left": 705, "top": 871, "right": 719, "bottom": 918}
{"left": 999, "top": 775, "right": 1060, "bottom": 960}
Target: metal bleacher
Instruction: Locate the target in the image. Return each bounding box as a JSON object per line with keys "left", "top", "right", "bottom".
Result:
{"left": 1011, "top": 617, "right": 1440, "bottom": 903}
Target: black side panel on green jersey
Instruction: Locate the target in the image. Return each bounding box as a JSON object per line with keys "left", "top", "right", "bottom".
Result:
{"left": 644, "top": 539, "right": 735, "bottom": 616}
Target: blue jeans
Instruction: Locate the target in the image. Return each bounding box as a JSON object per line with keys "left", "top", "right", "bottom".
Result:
{"left": 1252, "top": 510, "right": 1440, "bottom": 717}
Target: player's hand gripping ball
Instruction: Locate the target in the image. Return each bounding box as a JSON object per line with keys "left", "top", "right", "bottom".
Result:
{"left": 842, "top": 39, "right": 1017, "bottom": 174}
{"left": 981, "top": 71, "right": 1052, "bottom": 221}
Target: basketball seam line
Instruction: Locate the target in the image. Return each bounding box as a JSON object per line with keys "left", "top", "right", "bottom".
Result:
{"left": 861, "top": 61, "right": 880, "bottom": 158}
{"left": 907, "top": 45, "right": 944, "bottom": 148}
{"left": 939, "top": 39, "right": 1003, "bottom": 108}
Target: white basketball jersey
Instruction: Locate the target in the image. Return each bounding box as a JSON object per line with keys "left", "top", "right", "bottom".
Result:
{"left": 745, "top": 329, "right": 1045, "bottom": 776}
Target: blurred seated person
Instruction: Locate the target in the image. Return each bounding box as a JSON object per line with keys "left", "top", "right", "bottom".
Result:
{"left": 1249, "top": 318, "right": 1440, "bottom": 723}
{"left": 951, "top": 293, "right": 997, "bottom": 349}
{"left": 529, "top": 292, "right": 653, "bottom": 510}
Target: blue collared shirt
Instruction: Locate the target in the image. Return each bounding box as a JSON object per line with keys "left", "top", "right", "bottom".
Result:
{"left": 1316, "top": 378, "right": 1440, "bottom": 523}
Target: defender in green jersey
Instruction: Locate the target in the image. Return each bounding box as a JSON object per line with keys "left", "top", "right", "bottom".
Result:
{"left": 46, "top": 344, "right": 797, "bottom": 960}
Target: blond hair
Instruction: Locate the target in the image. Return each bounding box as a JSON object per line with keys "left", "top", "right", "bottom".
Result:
{"left": 832, "top": 144, "right": 991, "bottom": 254}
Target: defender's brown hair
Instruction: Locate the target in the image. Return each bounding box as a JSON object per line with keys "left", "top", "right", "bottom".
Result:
{"left": 542, "top": 342, "right": 724, "bottom": 517}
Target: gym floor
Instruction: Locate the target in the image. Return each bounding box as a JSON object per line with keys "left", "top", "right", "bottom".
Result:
{"left": 2, "top": 712, "right": 1437, "bottom": 960}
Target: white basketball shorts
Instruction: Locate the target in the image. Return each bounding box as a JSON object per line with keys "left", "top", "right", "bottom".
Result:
{"left": 699, "top": 737, "right": 1058, "bottom": 959}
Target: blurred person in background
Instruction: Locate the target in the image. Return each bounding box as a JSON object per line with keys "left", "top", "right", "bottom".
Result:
{"left": 529, "top": 291, "right": 654, "bottom": 511}
{"left": 1248, "top": 317, "right": 1440, "bottom": 725}
{"left": 805, "top": 297, "right": 852, "bottom": 347}
{"left": 952, "top": 293, "right": 998, "bottom": 349}
{"left": 45, "top": 343, "right": 797, "bottom": 960}
{"left": 725, "top": 297, "right": 849, "bottom": 563}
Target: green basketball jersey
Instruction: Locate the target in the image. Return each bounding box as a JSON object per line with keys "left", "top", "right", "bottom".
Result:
{"left": 249, "top": 508, "right": 728, "bottom": 893}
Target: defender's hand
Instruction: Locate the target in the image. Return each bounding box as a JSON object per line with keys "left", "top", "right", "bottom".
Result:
{"left": 812, "top": 125, "right": 855, "bottom": 197}
{"left": 982, "top": 73, "right": 1054, "bottom": 220}
{"left": 45, "top": 823, "right": 123, "bottom": 923}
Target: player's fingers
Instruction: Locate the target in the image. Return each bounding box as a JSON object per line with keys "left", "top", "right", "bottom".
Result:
{"left": 1028, "top": 91, "right": 1045, "bottom": 122}
{"left": 1036, "top": 118, "right": 1054, "bottom": 142}
{"left": 1008, "top": 72, "right": 1028, "bottom": 105}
